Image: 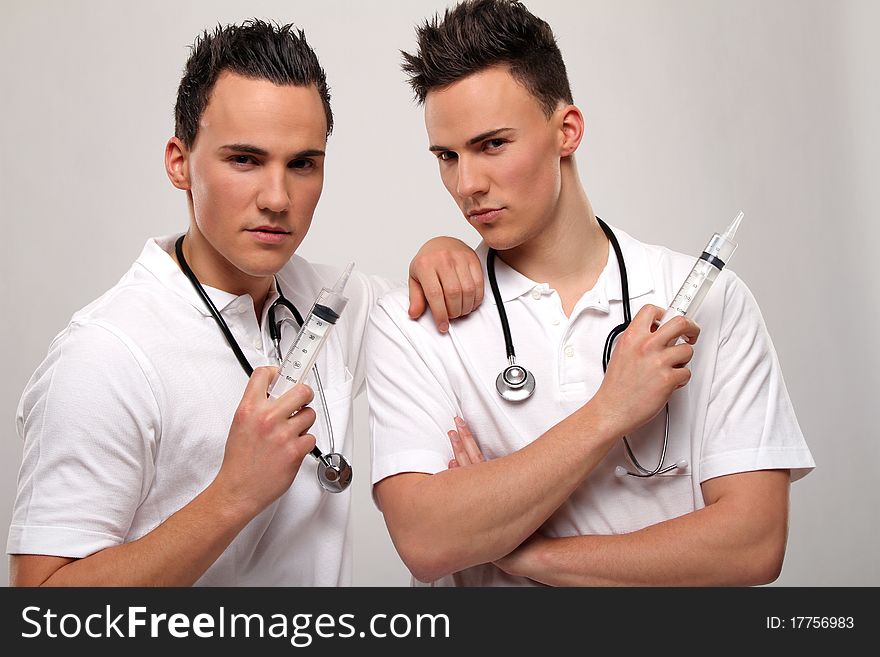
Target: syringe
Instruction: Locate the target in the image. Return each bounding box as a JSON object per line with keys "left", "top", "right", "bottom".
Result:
{"left": 269, "top": 263, "right": 354, "bottom": 398}
{"left": 659, "top": 211, "right": 743, "bottom": 327}
{"left": 268, "top": 263, "right": 355, "bottom": 493}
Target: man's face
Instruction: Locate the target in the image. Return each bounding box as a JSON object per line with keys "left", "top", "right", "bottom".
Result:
{"left": 424, "top": 66, "right": 563, "bottom": 251}
{"left": 182, "top": 71, "right": 327, "bottom": 286}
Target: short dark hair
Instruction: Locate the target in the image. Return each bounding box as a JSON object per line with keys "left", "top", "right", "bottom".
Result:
{"left": 174, "top": 19, "right": 333, "bottom": 148}
{"left": 401, "top": 0, "right": 573, "bottom": 117}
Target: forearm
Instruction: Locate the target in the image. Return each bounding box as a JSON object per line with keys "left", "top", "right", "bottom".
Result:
{"left": 506, "top": 473, "right": 790, "bottom": 586}
{"left": 32, "top": 482, "right": 253, "bottom": 586}
{"left": 380, "top": 402, "right": 618, "bottom": 581}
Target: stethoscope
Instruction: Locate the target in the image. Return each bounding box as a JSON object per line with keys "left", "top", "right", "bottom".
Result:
{"left": 175, "top": 235, "right": 352, "bottom": 493}
{"left": 487, "top": 218, "right": 687, "bottom": 477}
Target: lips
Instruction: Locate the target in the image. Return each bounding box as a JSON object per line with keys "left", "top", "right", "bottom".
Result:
{"left": 246, "top": 226, "right": 291, "bottom": 244}
{"left": 247, "top": 226, "right": 290, "bottom": 234}
{"left": 467, "top": 207, "right": 504, "bottom": 225}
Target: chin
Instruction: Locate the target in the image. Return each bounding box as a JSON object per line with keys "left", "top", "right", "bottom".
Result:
{"left": 239, "top": 255, "right": 291, "bottom": 278}
{"left": 480, "top": 233, "right": 526, "bottom": 253}
{"left": 470, "top": 219, "right": 523, "bottom": 251}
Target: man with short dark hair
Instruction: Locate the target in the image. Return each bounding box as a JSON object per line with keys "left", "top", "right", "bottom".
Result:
{"left": 367, "top": 0, "right": 814, "bottom": 586}
{"left": 8, "top": 20, "right": 482, "bottom": 586}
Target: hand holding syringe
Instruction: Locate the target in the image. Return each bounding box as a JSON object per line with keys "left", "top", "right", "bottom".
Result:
{"left": 269, "top": 263, "right": 355, "bottom": 492}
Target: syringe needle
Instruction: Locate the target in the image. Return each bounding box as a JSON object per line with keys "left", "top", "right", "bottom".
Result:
{"left": 333, "top": 262, "right": 355, "bottom": 295}
{"left": 723, "top": 211, "right": 744, "bottom": 242}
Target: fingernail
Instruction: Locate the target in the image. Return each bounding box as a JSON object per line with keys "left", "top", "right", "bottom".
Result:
{"left": 448, "top": 431, "right": 460, "bottom": 442}
{"left": 439, "top": 322, "right": 448, "bottom": 333}
{"left": 454, "top": 416, "right": 465, "bottom": 427}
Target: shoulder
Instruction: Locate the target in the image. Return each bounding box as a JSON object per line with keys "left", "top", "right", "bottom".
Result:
{"left": 376, "top": 285, "right": 411, "bottom": 315}
{"left": 67, "top": 236, "right": 189, "bottom": 331}
{"left": 71, "top": 274, "right": 162, "bottom": 328}
{"left": 367, "top": 286, "right": 441, "bottom": 355}
{"left": 371, "top": 286, "right": 428, "bottom": 335}
{"left": 635, "top": 234, "right": 705, "bottom": 286}
{"left": 28, "top": 239, "right": 185, "bottom": 403}
{"left": 19, "top": 316, "right": 161, "bottom": 441}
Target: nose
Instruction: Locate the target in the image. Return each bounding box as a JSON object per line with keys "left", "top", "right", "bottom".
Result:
{"left": 455, "top": 156, "right": 489, "bottom": 199}
{"left": 257, "top": 168, "right": 291, "bottom": 213}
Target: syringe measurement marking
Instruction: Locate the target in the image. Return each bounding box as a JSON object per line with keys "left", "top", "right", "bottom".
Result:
{"left": 670, "top": 268, "right": 709, "bottom": 314}
{"left": 280, "top": 320, "right": 327, "bottom": 384}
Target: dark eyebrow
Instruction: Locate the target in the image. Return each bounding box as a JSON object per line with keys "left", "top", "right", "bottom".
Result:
{"left": 292, "top": 149, "right": 326, "bottom": 158}
{"left": 220, "top": 144, "right": 268, "bottom": 157}
{"left": 219, "top": 144, "right": 326, "bottom": 158}
{"left": 429, "top": 128, "right": 515, "bottom": 153}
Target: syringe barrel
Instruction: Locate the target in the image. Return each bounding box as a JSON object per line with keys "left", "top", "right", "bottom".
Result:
{"left": 659, "top": 259, "right": 721, "bottom": 326}
{"left": 267, "top": 294, "right": 346, "bottom": 399}
{"left": 659, "top": 213, "right": 742, "bottom": 332}
{"left": 268, "top": 264, "right": 354, "bottom": 400}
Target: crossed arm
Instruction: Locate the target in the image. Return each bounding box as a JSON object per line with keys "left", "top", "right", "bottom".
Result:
{"left": 375, "top": 406, "right": 622, "bottom": 583}
{"left": 451, "top": 424, "right": 790, "bottom": 586}
{"left": 378, "top": 415, "right": 789, "bottom": 586}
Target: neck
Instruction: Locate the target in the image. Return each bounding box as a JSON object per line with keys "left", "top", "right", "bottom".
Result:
{"left": 174, "top": 230, "right": 274, "bottom": 321}
{"left": 499, "top": 162, "right": 608, "bottom": 305}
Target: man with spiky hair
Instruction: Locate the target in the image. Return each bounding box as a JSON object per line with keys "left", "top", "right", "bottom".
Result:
{"left": 367, "top": 1, "right": 814, "bottom": 586}
{"left": 8, "top": 20, "right": 482, "bottom": 586}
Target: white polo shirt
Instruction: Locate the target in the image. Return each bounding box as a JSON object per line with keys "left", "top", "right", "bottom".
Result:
{"left": 367, "top": 225, "right": 814, "bottom": 587}
{"left": 9, "top": 234, "right": 392, "bottom": 586}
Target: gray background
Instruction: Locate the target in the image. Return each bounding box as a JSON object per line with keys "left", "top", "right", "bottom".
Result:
{"left": 1, "top": 0, "right": 877, "bottom": 586}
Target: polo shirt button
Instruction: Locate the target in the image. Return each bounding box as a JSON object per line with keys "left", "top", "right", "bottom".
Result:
{"left": 551, "top": 318, "right": 560, "bottom": 326}
{"left": 564, "top": 346, "right": 574, "bottom": 358}
{"left": 253, "top": 338, "right": 262, "bottom": 350}
{"left": 531, "top": 290, "right": 541, "bottom": 300}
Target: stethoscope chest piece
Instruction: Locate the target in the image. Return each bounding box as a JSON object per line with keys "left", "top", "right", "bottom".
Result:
{"left": 317, "top": 453, "right": 352, "bottom": 493}
{"left": 496, "top": 364, "right": 536, "bottom": 402}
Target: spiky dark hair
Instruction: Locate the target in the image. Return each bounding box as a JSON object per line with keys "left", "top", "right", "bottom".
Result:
{"left": 175, "top": 19, "right": 332, "bottom": 147}
{"left": 402, "top": 0, "right": 572, "bottom": 116}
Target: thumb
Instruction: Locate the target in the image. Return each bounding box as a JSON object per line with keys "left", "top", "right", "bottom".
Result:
{"left": 631, "top": 304, "right": 665, "bottom": 332}
{"left": 243, "top": 365, "right": 278, "bottom": 400}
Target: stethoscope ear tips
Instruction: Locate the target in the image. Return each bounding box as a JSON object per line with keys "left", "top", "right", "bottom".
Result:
{"left": 675, "top": 459, "right": 689, "bottom": 470}
{"left": 614, "top": 466, "right": 628, "bottom": 477}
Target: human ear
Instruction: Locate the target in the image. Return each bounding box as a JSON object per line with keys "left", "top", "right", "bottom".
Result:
{"left": 558, "top": 105, "right": 585, "bottom": 157}
{"left": 164, "top": 136, "right": 191, "bottom": 191}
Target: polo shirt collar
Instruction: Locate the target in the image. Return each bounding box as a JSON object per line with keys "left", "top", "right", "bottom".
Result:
{"left": 478, "top": 221, "right": 654, "bottom": 307}
{"left": 136, "top": 234, "right": 280, "bottom": 317}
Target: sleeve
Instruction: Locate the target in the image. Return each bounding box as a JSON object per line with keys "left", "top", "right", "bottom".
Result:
{"left": 7, "top": 320, "right": 160, "bottom": 558}
{"left": 365, "top": 294, "right": 460, "bottom": 488}
{"left": 336, "top": 270, "right": 402, "bottom": 398}
{"left": 698, "top": 274, "right": 815, "bottom": 483}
